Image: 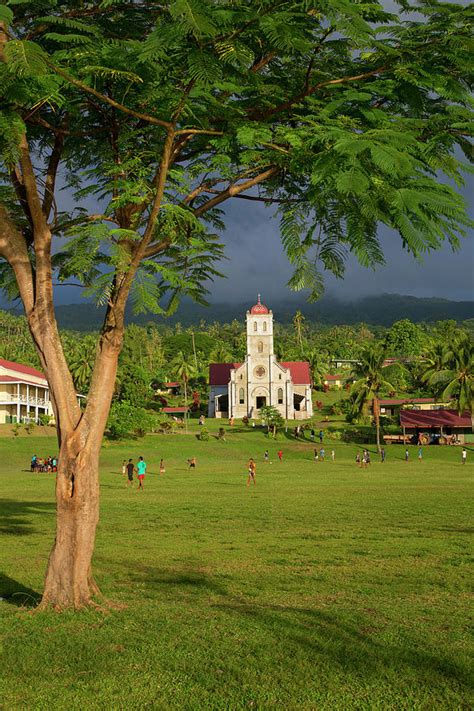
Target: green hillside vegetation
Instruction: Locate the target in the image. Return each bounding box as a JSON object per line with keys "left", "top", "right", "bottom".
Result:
{"left": 0, "top": 429, "right": 471, "bottom": 709}
{"left": 6, "top": 294, "right": 473, "bottom": 331}
{"left": 1, "top": 309, "right": 471, "bottom": 441}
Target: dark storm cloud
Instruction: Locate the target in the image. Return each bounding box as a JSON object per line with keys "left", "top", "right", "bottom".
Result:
{"left": 210, "top": 193, "right": 473, "bottom": 304}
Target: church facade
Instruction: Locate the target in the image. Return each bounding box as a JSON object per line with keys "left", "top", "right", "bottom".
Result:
{"left": 208, "top": 297, "right": 313, "bottom": 420}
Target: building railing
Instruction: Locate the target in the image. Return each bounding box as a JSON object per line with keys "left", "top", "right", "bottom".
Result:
{"left": 6, "top": 394, "right": 48, "bottom": 406}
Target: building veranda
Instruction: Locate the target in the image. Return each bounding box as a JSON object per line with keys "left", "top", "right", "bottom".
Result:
{"left": 208, "top": 297, "right": 313, "bottom": 420}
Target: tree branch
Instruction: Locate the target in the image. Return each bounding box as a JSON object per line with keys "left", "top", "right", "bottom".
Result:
{"left": 47, "top": 63, "right": 173, "bottom": 130}
{"left": 43, "top": 125, "right": 66, "bottom": 221}
{"left": 0, "top": 205, "right": 34, "bottom": 314}
{"left": 250, "top": 65, "right": 388, "bottom": 121}
{"left": 193, "top": 166, "right": 280, "bottom": 217}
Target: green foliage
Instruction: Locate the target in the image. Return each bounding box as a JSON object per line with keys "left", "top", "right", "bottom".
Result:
{"left": 259, "top": 405, "right": 285, "bottom": 437}
{"left": 107, "top": 401, "right": 157, "bottom": 439}
{"left": 0, "top": 0, "right": 472, "bottom": 315}
{"left": 424, "top": 333, "right": 473, "bottom": 418}
{"left": 385, "top": 319, "right": 427, "bottom": 357}
{"left": 197, "top": 426, "right": 209, "bottom": 441}
{"left": 38, "top": 413, "right": 52, "bottom": 426}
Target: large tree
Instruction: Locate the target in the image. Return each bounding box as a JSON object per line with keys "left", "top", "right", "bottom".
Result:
{"left": 0, "top": 0, "right": 472, "bottom": 608}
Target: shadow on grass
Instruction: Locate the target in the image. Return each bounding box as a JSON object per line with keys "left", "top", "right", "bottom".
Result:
{"left": 211, "top": 598, "right": 469, "bottom": 686}
{"left": 0, "top": 572, "right": 41, "bottom": 607}
{"left": 112, "top": 559, "right": 470, "bottom": 688}
{"left": 0, "top": 499, "right": 55, "bottom": 536}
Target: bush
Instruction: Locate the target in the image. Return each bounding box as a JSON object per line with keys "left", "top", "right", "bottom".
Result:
{"left": 107, "top": 401, "right": 157, "bottom": 439}
{"left": 198, "top": 427, "right": 210, "bottom": 441}
{"left": 38, "top": 413, "right": 52, "bottom": 426}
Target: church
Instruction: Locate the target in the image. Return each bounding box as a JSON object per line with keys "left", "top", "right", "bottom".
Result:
{"left": 208, "top": 297, "right": 313, "bottom": 420}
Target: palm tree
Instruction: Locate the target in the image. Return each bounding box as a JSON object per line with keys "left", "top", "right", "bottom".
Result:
{"left": 170, "top": 351, "right": 197, "bottom": 431}
{"left": 305, "top": 348, "right": 329, "bottom": 390}
{"left": 209, "top": 342, "right": 234, "bottom": 364}
{"left": 350, "top": 343, "right": 398, "bottom": 452}
{"left": 426, "top": 334, "right": 473, "bottom": 428}
{"left": 293, "top": 310, "right": 305, "bottom": 351}
{"left": 67, "top": 337, "right": 97, "bottom": 393}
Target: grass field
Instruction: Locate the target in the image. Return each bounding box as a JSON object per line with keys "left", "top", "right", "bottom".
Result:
{"left": 0, "top": 423, "right": 472, "bottom": 710}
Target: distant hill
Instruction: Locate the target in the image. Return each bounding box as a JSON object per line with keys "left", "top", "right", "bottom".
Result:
{"left": 10, "top": 293, "right": 471, "bottom": 331}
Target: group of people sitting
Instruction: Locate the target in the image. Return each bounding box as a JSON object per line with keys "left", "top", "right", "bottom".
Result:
{"left": 30, "top": 454, "right": 57, "bottom": 472}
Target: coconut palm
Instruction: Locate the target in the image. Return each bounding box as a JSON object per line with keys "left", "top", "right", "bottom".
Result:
{"left": 427, "top": 334, "right": 473, "bottom": 427}
{"left": 68, "top": 337, "right": 97, "bottom": 394}
{"left": 170, "top": 351, "right": 198, "bottom": 430}
{"left": 305, "top": 348, "right": 329, "bottom": 390}
{"left": 350, "top": 343, "right": 398, "bottom": 452}
{"left": 209, "top": 342, "right": 234, "bottom": 364}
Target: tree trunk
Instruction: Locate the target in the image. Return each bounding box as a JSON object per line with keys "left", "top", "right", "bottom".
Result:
{"left": 40, "top": 439, "right": 100, "bottom": 609}
{"left": 184, "top": 377, "right": 188, "bottom": 433}
{"left": 374, "top": 396, "right": 381, "bottom": 453}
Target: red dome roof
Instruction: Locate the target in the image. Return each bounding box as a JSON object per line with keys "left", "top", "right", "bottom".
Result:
{"left": 250, "top": 295, "right": 269, "bottom": 314}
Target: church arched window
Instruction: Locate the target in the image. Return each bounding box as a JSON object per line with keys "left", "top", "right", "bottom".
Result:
{"left": 258, "top": 341, "right": 263, "bottom": 353}
{"left": 239, "top": 388, "right": 245, "bottom": 404}
{"left": 277, "top": 388, "right": 283, "bottom": 404}
{"left": 253, "top": 321, "right": 257, "bottom": 331}
{"left": 263, "top": 321, "right": 267, "bottom": 332}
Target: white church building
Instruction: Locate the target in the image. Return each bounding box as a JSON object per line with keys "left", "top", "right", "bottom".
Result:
{"left": 208, "top": 297, "right": 313, "bottom": 420}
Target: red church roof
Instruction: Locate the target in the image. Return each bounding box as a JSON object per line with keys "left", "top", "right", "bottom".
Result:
{"left": 249, "top": 295, "right": 269, "bottom": 314}
{"left": 400, "top": 409, "right": 471, "bottom": 428}
{"left": 209, "top": 363, "right": 242, "bottom": 386}
{"left": 0, "top": 359, "right": 45, "bottom": 380}
{"left": 281, "top": 362, "right": 311, "bottom": 385}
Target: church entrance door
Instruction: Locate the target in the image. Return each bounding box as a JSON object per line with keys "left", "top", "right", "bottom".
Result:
{"left": 256, "top": 396, "right": 267, "bottom": 409}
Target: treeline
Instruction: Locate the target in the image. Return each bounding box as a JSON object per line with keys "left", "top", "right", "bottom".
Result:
{"left": 7, "top": 293, "right": 473, "bottom": 331}
{"left": 0, "top": 309, "right": 471, "bottom": 406}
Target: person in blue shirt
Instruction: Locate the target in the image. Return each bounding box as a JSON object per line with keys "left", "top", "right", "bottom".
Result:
{"left": 137, "top": 456, "right": 147, "bottom": 490}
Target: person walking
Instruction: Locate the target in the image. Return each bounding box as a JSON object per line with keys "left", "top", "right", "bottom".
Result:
{"left": 126, "top": 459, "right": 135, "bottom": 487}
{"left": 319, "top": 447, "right": 325, "bottom": 461}
{"left": 278, "top": 449, "right": 283, "bottom": 462}
{"left": 264, "top": 450, "right": 269, "bottom": 463}
{"left": 355, "top": 451, "right": 361, "bottom": 467}
{"left": 461, "top": 448, "right": 467, "bottom": 465}
{"left": 405, "top": 448, "right": 409, "bottom": 463}
{"left": 121, "top": 459, "right": 126, "bottom": 477}
{"left": 418, "top": 446, "right": 423, "bottom": 461}
{"left": 311, "top": 428, "right": 315, "bottom": 442}
{"left": 331, "top": 449, "right": 335, "bottom": 462}
{"left": 159, "top": 458, "right": 166, "bottom": 476}
{"left": 188, "top": 457, "right": 197, "bottom": 469}
{"left": 247, "top": 458, "right": 256, "bottom": 487}
{"left": 136, "top": 456, "right": 147, "bottom": 490}
{"left": 314, "top": 448, "right": 319, "bottom": 461}
{"left": 319, "top": 429, "right": 323, "bottom": 444}
{"left": 381, "top": 448, "right": 386, "bottom": 463}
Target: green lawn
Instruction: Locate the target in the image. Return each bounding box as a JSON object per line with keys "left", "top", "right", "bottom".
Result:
{"left": 0, "top": 425, "right": 472, "bottom": 710}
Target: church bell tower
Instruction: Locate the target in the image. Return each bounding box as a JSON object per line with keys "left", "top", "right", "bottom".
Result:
{"left": 246, "top": 295, "right": 274, "bottom": 359}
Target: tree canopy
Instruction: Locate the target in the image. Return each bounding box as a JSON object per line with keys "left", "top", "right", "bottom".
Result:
{"left": 0, "top": 0, "right": 472, "bottom": 309}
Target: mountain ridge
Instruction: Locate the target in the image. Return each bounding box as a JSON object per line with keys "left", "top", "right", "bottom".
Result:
{"left": 8, "top": 293, "right": 473, "bottom": 330}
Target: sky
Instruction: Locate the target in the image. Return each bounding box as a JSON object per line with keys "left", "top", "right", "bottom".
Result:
{"left": 51, "top": 171, "right": 473, "bottom": 307}
{"left": 209, "top": 195, "right": 474, "bottom": 304}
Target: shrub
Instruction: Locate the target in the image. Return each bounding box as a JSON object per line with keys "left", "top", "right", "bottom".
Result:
{"left": 38, "top": 413, "right": 52, "bottom": 426}
{"left": 107, "top": 401, "right": 157, "bottom": 439}
{"left": 198, "top": 427, "right": 210, "bottom": 441}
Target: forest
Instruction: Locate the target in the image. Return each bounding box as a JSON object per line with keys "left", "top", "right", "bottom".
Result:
{"left": 1, "top": 307, "right": 471, "bottom": 428}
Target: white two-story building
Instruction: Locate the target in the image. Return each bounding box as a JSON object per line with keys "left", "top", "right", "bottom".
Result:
{"left": 0, "top": 359, "right": 52, "bottom": 424}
